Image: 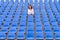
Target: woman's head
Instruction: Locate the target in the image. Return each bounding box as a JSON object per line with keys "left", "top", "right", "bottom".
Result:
{"left": 28, "top": 5, "right": 32, "bottom": 9}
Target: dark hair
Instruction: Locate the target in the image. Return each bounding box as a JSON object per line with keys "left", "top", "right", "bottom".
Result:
{"left": 28, "top": 4, "right": 33, "bottom": 9}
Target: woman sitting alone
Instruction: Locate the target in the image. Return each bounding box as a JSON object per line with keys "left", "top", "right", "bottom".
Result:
{"left": 28, "top": 5, "right": 34, "bottom": 15}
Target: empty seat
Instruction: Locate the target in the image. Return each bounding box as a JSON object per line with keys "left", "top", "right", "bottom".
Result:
{"left": 17, "top": 32, "right": 24, "bottom": 39}
{"left": 0, "top": 32, "right": 6, "bottom": 39}
{"left": 20, "top": 21, "right": 26, "bottom": 26}
{"left": 27, "top": 32, "right": 34, "bottom": 39}
{"left": 12, "top": 22, "right": 18, "bottom": 26}
{"left": 4, "top": 21, "right": 10, "bottom": 26}
{"left": 8, "top": 33, "right": 15, "bottom": 39}
{"left": 55, "top": 33, "right": 60, "bottom": 39}
{"left": 36, "top": 32, "right": 43, "bottom": 39}
{"left": 1, "top": 27, "right": 8, "bottom": 33}
{"left": 19, "top": 26, "right": 26, "bottom": 32}
{"left": 28, "top": 22, "right": 34, "bottom": 26}
{"left": 36, "top": 26, "right": 42, "bottom": 32}
{"left": 9, "top": 27, "right": 16, "bottom": 33}
{"left": 45, "top": 32, "right": 53, "bottom": 39}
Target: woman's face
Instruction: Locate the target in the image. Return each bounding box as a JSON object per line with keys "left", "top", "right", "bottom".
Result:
{"left": 28, "top": 5, "right": 32, "bottom": 9}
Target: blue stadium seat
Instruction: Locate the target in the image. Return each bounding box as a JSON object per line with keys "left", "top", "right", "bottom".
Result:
{"left": 20, "top": 21, "right": 26, "bottom": 26}
{"left": 9, "top": 27, "right": 16, "bottom": 33}
{"left": 28, "top": 22, "right": 34, "bottom": 26}
{"left": 55, "top": 33, "right": 60, "bottom": 39}
{"left": 27, "top": 32, "right": 34, "bottom": 39}
{"left": 4, "top": 21, "right": 10, "bottom": 26}
{"left": 45, "top": 32, "right": 53, "bottom": 39}
{"left": 36, "top": 22, "right": 41, "bottom": 26}
{"left": 36, "top": 26, "right": 42, "bottom": 32}
{"left": 17, "top": 32, "right": 24, "bottom": 39}
{"left": 12, "top": 21, "right": 18, "bottom": 26}
{"left": 0, "top": 32, "right": 6, "bottom": 39}
{"left": 1, "top": 27, "right": 8, "bottom": 33}
{"left": 28, "top": 26, "right": 34, "bottom": 32}
{"left": 8, "top": 32, "right": 15, "bottom": 39}
{"left": 19, "top": 26, "right": 25, "bottom": 32}
{"left": 36, "top": 32, "right": 43, "bottom": 39}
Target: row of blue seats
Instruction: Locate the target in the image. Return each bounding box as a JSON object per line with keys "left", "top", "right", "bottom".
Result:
{"left": 0, "top": 19, "right": 59, "bottom": 28}
{"left": 0, "top": 26, "right": 52, "bottom": 33}
{"left": 0, "top": 0, "right": 60, "bottom": 40}
{"left": 1, "top": 24, "right": 60, "bottom": 32}
{"left": 0, "top": 0, "right": 60, "bottom": 3}
{"left": 0, "top": 0, "right": 60, "bottom": 8}
{"left": 0, "top": 32, "right": 60, "bottom": 39}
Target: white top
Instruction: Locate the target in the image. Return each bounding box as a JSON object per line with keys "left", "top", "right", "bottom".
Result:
{"left": 28, "top": 9, "right": 34, "bottom": 15}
